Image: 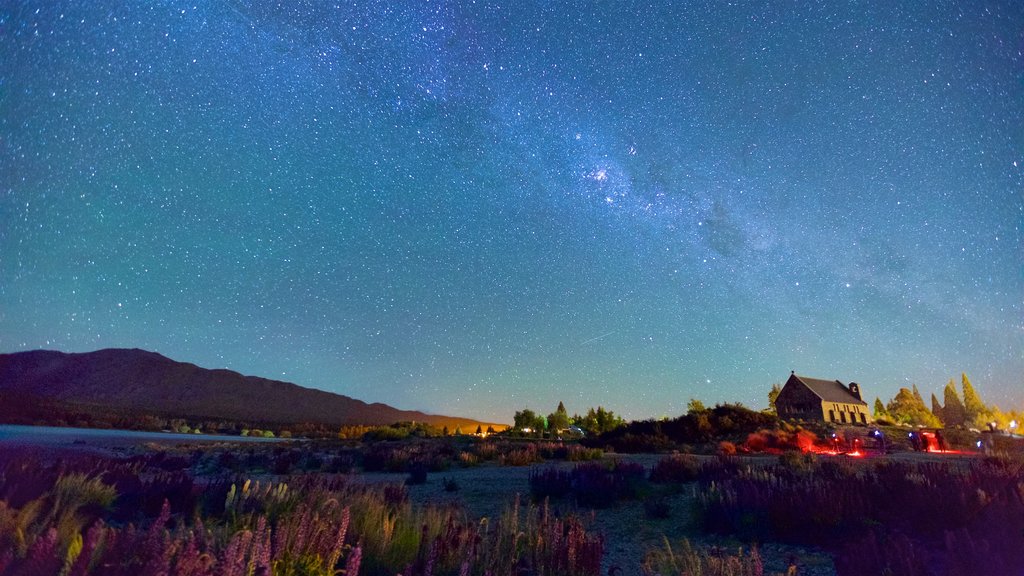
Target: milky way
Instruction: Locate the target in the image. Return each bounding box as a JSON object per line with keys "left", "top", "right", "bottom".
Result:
{"left": 2, "top": 1, "right": 1021, "bottom": 421}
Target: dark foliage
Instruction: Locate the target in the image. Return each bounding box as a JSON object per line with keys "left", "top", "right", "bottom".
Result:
{"left": 694, "top": 455, "right": 1024, "bottom": 575}
{"left": 529, "top": 461, "right": 647, "bottom": 508}
{"left": 529, "top": 467, "right": 573, "bottom": 500}
{"left": 648, "top": 454, "right": 700, "bottom": 484}
{"left": 588, "top": 404, "right": 778, "bottom": 453}
{"left": 405, "top": 463, "right": 429, "bottom": 485}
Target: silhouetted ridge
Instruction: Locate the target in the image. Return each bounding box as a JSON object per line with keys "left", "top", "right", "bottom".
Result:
{"left": 0, "top": 348, "right": 496, "bottom": 429}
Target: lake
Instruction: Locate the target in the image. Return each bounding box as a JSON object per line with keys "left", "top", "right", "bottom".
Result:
{"left": 0, "top": 424, "right": 285, "bottom": 446}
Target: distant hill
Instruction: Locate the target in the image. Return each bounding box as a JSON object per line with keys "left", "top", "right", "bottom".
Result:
{"left": 0, "top": 348, "right": 504, "bottom": 431}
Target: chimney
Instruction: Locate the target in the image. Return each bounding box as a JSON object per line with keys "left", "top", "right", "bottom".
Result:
{"left": 849, "top": 382, "right": 862, "bottom": 401}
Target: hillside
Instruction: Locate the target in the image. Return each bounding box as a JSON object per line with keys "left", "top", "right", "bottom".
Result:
{"left": 0, "top": 348, "right": 503, "bottom": 431}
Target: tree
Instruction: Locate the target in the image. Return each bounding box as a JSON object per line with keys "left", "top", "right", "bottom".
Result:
{"left": 961, "top": 373, "right": 990, "bottom": 427}
{"left": 942, "top": 380, "right": 966, "bottom": 427}
{"left": 454, "top": 426, "right": 464, "bottom": 436}
{"left": 912, "top": 384, "right": 925, "bottom": 406}
{"left": 475, "top": 425, "right": 483, "bottom": 435}
{"left": 594, "top": 406, "right": 624, "bottom": 434}
{"left": 930, "top": 393, "right": 944, "bottom": 426}
{"left": 873, "top": 398, "right": 888, "bottom": 420}
{"left": 547, "top": 401, "right": 570, "bottom": 432}
{"left": 767, "top": 383, "right": 782, "bottom": 415}
{"left": 572, "top": 406, "right": 624, "bottom": 435}
{"left": 887, "top": 388, "right": 940, "bottom": 427}
{"left": 687, "top": 399, "right": 707, "bottom": 414}
{"left": 514, "top": 409, "right": 538, "bottom": 431}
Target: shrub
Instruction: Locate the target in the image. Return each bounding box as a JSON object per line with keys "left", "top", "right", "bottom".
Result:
{"left": 566, "top": 445, "right": 604, "bottom": 461}
{"left": 595, "top": 404, "right": 779, "bottom": 452}
{"left": 778, "top": 450, "right": 816, "bottom": 472}
{"left": 649, "top": 454, "right": 700, "bottom": 484}
{"left": 694, "top": 455, "right": 1024, "bottom": 572}
{"left": 529, "top": 467, "right": 573, "bottom": 500}
{"left": 499, "top": 444, "right": 540, "bottom": 466}
{"left": 405, "top": 463, "right": 428, "bottom": 485}
{"left": 642, "top": 537, "right": 763, "bottom": 576}
{"left": 570, "top": 461, "right": 644, "bottom": 508}
{"left": 745, "top": 428, "right": 817, "bottom": 453}
{"left": 0, "top": 451, "right": 606, "bottom": 576}
{"left": 717, "top": 441, "right": 737, "bottom": 456}
{"left": 472, "top": 442, "right": 499, "bottom": 461}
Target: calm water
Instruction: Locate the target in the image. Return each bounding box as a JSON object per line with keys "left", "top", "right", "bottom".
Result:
{"left": 0, "top": 424, "right": 284, "bottom": 445}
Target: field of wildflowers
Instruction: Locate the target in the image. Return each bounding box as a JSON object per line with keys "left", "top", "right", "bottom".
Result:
{"left": 692, "top": 454, "right": 1023, "bottom": 575}
{"left": 0, "top": 446, "right": 604, "bottom": 576}
{"left": 1, "top": 434, "right": 1020, "bottom": 576}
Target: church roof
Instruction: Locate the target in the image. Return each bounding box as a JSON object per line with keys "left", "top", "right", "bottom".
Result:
{"left": 791, "top": 374, "right": 868, "bottom": 405}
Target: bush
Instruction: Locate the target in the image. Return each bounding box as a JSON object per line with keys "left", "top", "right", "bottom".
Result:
{"left": 594, "top": 404, "right": 779, "bottom": 453}
{"left": 499, "top": 445, "right": 539, "bottom": 466}
{"left": 694, "top": 455, "right": 1024, "bottom": 572}
{"left": 778, "top": 450, "right": 816, "bottom": 472}
{"left": 529, "top": 467, "right": 573, "bottom": 500}
{"left": 566, "top": 445, "right": 604, "bottom": 461}
{"left": 744, "top": 428, "right": 817, "bottom": 454}
{"left": 473, "top": 442, "right": 499, "bottom": 461}
{"left": 570, "top": 461, "right": 645, "bottom": 508}
{"left": 405, "top": 463, "right": 428, "bottom": 485}
{"left": 649, "top": 454, "right": 700, "bottom": 483}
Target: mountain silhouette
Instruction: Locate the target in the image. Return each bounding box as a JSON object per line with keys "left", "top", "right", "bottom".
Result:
{"left": 0, "top": 348, "right": 501, "bottom": 430}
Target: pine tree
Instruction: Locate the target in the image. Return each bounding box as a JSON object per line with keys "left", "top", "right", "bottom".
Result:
{"left": 873, "top": 397, "right": 888, "bottom": 419}
{"left": 961, "top": 373, "right": 989, "bottom": 426}
{"left": 942, "top": 380, "right": 966, "bottom": 427}
{"left": 930, "top": 393, "right": 944, "bottom": 425}
{"left": 767, "top": 383, "right": 782, "bottom": 414}
{"left": 912, "top": 384, "right": 925, "bottom": 406}
{"left": 547, "top": 401, "right": 570, "bottom": 432}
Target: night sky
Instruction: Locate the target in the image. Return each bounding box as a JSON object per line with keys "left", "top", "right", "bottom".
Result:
{"left": 2, "top": 1, "right": 1021, "bottom": 423}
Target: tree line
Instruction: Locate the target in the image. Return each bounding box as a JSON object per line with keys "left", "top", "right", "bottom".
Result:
{"left": 512, "top": 402, "right": 625, "bottom": 437}
{"left": 873, "top": 373, "right": 1021, "bottom": 431}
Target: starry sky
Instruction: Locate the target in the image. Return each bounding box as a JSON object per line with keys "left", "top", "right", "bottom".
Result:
{"left": 2, "top": 1, "right": 1021, "bottom": 423}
